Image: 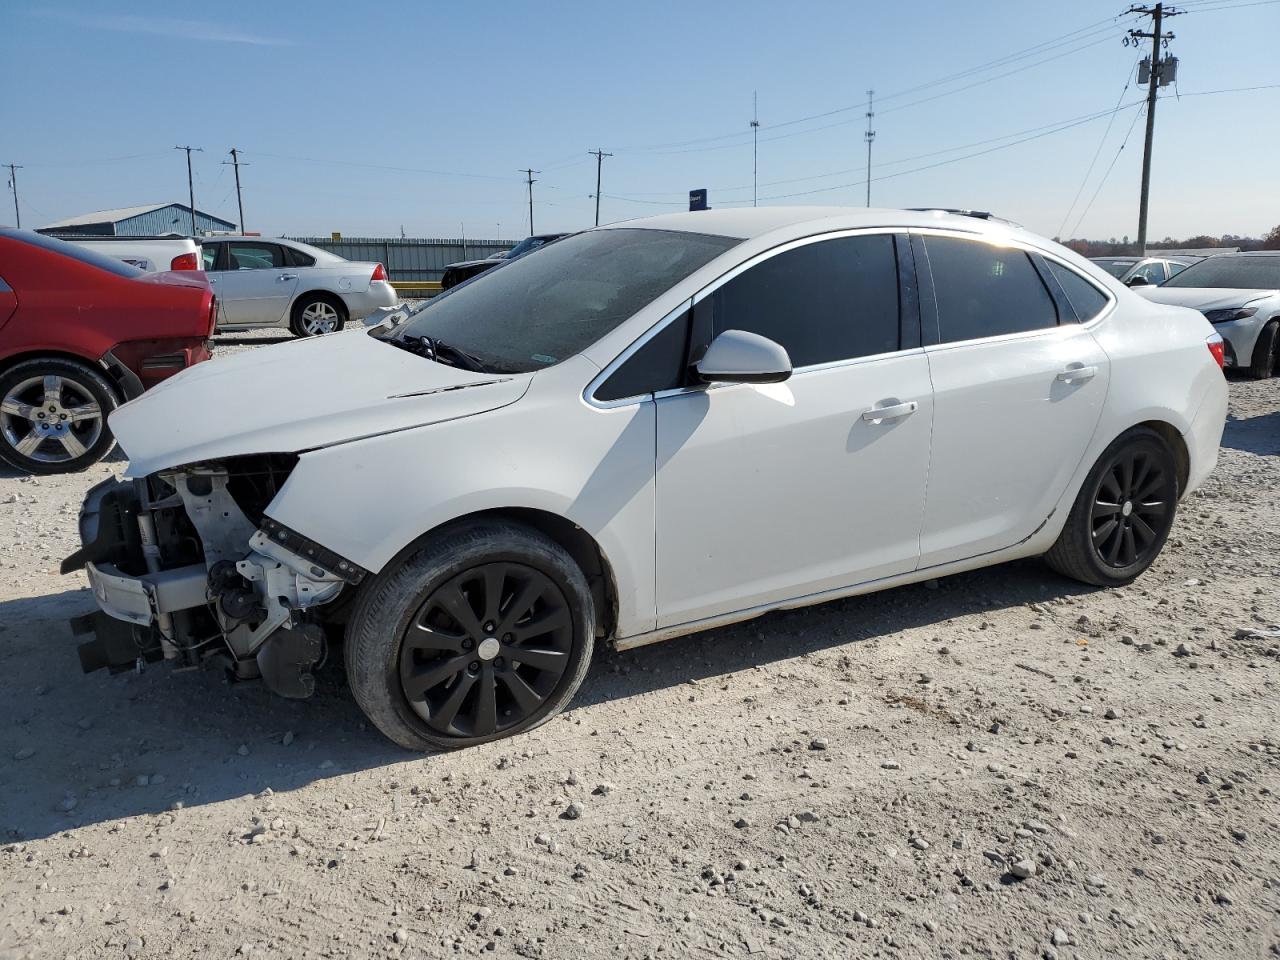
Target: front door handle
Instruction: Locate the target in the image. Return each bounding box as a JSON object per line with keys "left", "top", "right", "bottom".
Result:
{"left": 1056, "top": 363, "right": 1097, "bottom": 383}
{"left": 862, "top": 400, "right": 918, "bottom": 423}
{"left": 277, "top": 273, "right": 298, "bottom": 282}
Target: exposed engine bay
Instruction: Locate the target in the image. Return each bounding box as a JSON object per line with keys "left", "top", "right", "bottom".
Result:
{"left": 61, "top": 454, "right": 367, "bottom": 698}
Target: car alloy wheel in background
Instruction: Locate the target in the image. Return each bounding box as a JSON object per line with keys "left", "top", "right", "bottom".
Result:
{"left": 0, "top": 359, "right": 118, "bottom": 474}
{"left": 293, "top": 296, "right": 346, "bottom": 337}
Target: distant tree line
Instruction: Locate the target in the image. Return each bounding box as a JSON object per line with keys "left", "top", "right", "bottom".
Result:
{"left": 1057, "top": 224, "right": 1280, "bottom": 257}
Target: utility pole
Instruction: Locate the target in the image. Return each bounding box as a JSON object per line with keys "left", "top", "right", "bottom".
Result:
{"left": 864, "top": 90, "right": 876, "bottom": 207}
{"left": 588, "top": 149, "right": 612, "bottom": 226}
{"left": 225, "top": 148, "right": 246, "bottom": 233}
{"left": 174, "top": 145, "right": 203, "bottom": 236}
{"left": 750, "top": 92, "right": 760, "bottom": 207}
{"left": 1126, "top": 3, "right": 1181, "bottom": 252}
{"left": 5, "top": 163, "right": 21, "bottom": 228}
{"left": 520, "top": 168, "right": 539, "bottom": 235}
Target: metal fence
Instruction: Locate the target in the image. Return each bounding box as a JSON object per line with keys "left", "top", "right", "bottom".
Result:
{"left": 287, "top": 237, "right": 513, "bottom": 285}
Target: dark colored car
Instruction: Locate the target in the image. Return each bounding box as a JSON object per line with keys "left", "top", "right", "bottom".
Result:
{"left": 1090, "top": 255, "right": 1199, "bottom": 286}
{"left": 0, "top": 228, "right": 216, "bottom": 474}
{"left": 439, "top": 233, "right": 571, "bottom": 290}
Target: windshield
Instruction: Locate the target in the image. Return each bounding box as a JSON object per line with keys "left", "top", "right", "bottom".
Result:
{"left": 1161, "top": 255, "right": 1280, "bottom": 290}
{"left": 1093, "top": 258, "right": 1135, "bottom": 278}
{"left": 394, "top": 228, "right": 738, "bottom": 373}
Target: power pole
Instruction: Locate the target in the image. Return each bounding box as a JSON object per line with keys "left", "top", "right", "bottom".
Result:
{"left": 864, "top": 90, "right": 876, "bottom": 207}
{"left": 174, "top": 145, "right": 203, "bottom": 236}
{"left": 520, "top": 168, "right": 539, "bottom": 235}
{"left": 225, "top": 148, "right": 246, "bottom": 233}
{"left": 5, "top": 163, "right": 21, "bottom": 228}
{"left": 589, "top": 149, "right": 612, "bottom": 226}
{"left": 1126, "top": 3, "right": 1181, "bottom": 252}
{"left": 750, "top": 92, "right": 760, "bottom": 207}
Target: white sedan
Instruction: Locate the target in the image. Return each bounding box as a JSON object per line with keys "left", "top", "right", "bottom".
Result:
{"left": 200, "top": 237, "right": 398, "bottom": 336}
{"left": 65, "top": 207, "right": 1227, "bottom": 751}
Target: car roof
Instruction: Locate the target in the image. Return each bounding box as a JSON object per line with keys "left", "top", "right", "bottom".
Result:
{"left": 599, "top": 206, "right": 1036, "bottom": 241}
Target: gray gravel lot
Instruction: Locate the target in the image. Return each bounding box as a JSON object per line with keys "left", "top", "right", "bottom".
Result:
{"left": 1, "top": 333, "right": 1277, "bottom": 959}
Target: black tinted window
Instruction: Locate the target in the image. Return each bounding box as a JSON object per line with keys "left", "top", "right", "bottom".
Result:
{"left": 706, "top": 234, "right": 900, "bottom": 367}
{"left": 1046, "top": 260, "right": 1110, "bottom": 322}
{"left": 397, "top": 229, "right": 737, "bottom": 373}
{"left": 596, "top": 309, "right": 691, "bottom": 401}
{"left": 1162, "top": 255, "right": 1280, "bottom": 290}
{"left": 285, "top": 246, "right": 316, "bottom": 267}
{"left": 925, "top": 236, "right": 1057, "bottom": 342}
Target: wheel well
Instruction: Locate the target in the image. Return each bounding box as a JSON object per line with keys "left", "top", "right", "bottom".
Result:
{"left": 1139, "top": 420, "right": 1189, "bottom": 494}
{"left": 0, "top": 350, "right": 124, "bottom": 402}
{"left": 291, "top": 290, "right": 348, "bottom": 320}
{"left": 380, "top": 508, "right": 618, "bottom": 640}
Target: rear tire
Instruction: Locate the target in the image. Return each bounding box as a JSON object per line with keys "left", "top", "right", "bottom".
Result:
{"left": 0, "top": 358, "right": 119, "bottom": 474}
{"left": 345, "top": 520, "right": 595, "bottom": 752}
{"left": 1044, "top": 427, "right": 1178, "bottom": 587}
{"left": 1247, "top": 320, "right": 1278, "bottom": 380}
{"left": 289, "top": 294, "right": 347, "bottom": 337}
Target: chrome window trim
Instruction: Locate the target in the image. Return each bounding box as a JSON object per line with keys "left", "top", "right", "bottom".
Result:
{"left": 910, "top": 227, "right": 1117, "bottom": 348}
{"left": 584, "top": 227, "right": 911, "bottom": 410}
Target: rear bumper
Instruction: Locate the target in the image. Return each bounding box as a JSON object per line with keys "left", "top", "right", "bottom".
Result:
{"left": 342, "top": 283, "right": 399, "bottom": 319}
{"left": 1183, "top": 374, "right": 1229, "bottom": 496}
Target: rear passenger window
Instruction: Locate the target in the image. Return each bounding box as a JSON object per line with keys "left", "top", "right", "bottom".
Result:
{"left": 1045, "top": 260, "right": 1110, "bottom": 322}
{"left": 924, "top": 236, "right": 1058, "bottom": 343}
{"left": 285, "top": 246, "right": 316, "bottom": 268}
{"left": 705, "top": 234, "right": 900, "bottom": 367}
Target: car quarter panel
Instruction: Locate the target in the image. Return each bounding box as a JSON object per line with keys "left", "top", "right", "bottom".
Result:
{"left": 264, "top": 356, "right": 659, "bottom": 637}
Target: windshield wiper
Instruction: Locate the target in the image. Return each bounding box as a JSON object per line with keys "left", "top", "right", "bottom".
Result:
{"left": 391, "top": 334, "right": 489, "bottom": 373}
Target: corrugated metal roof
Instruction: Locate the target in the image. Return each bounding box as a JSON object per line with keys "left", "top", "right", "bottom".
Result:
{"left": 40, "top": 203, "right": 175, "bottom": 228}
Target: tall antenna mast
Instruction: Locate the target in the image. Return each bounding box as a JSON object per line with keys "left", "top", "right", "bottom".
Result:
{"left": 864, "top": 90, "right": 876, "bottom": 207}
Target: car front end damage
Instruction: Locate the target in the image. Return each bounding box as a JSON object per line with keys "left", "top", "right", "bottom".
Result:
{"left": 62, "top": 454, "right": 364, "bottom": 698}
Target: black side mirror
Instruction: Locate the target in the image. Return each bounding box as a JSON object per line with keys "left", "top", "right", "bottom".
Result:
{"left": 1126, "top": 275, "right": 1150, "bottom": 287}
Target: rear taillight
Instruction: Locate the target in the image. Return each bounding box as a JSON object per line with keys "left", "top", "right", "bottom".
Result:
{"left": 1206, "top": 333, "right": 1225, "bottom": 369}
{"left": 170, "top": 252, "right": 200, "bottom": 271}
{"left": 371, "top": 263, "right": 387, "bottom": 282}
{"left": 208, "top": 296, "right": 218, "bottom": 336}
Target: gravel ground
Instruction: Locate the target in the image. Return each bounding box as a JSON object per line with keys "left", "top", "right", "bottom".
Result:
{"left": 1, "top": 335, "right": 1277, "bottom": 960}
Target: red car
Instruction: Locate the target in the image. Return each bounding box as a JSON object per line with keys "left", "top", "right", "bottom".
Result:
{"left": 0, "top": 228, "right": 215, "bottom": 474}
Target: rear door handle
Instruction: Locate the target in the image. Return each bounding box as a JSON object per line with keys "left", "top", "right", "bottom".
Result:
{"left": 862, "top": 400, "right": 918, "bottom": 423}
{"left": 277, "top": 273, "right": 298, "bottom": 282}
{"left": 1056, "top": 363, "right": 1097, "bottom": 383}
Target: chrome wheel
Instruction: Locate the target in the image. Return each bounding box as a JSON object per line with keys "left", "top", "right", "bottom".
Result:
{"left": 1090, "top": 448, "right": 1173, "bottom": 569}
{"left": 299, "top": 300, "right": 341, "bottom": 335}
{"left": 398, "top": 562, "right": 573, "bottom": 739}
{"left": 0, "top": 374, "right": 104, "bottom": 465}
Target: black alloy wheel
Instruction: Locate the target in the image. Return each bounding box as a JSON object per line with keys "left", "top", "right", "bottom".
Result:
{"left": 1044, "top": 426, "right": 1179, "bottom": 587}
{"left": 399, "top": 562, "right": 573, "bottom": 738}
{"left": 1090, "top": 448, "right": 1173, "bottom": 569}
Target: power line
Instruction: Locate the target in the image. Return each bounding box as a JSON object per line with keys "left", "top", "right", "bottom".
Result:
{"left": 1056, "top": 58, "right": 1142, "bottom": 238}
{"left": 1068, "top": 102, "right": 1148, "bottom": 237}
{"left": 750, "top": 91, "right": 760, "bottom": 207}
{"left": 864, "top": 90, "right": 875, "bottom": 207}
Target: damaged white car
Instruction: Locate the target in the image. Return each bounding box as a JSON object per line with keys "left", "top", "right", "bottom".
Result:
{"left": 64, "top": 208, "right": 1227, "bottom": 751}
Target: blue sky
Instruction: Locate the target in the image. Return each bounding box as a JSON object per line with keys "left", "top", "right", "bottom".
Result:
{"left": 2, "top": 0, "right": 1277, "bottom": 241}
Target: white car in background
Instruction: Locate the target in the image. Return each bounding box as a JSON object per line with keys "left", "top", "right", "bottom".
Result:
{"left": 1132, "top": 251, "right": 1280, "bottom": 379}
{"left": 64, "top": 208, "right": 1227, "bottom": 752}
{"left": 200, "top": 237, "right": 398, "bottom": 336}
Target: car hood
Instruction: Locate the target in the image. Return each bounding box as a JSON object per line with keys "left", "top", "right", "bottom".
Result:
{"left": 111, "top": 331, "right": 531, "bottom": 477}
{"left": 1132, "top": 286, "right": 1277, "bottom": 310}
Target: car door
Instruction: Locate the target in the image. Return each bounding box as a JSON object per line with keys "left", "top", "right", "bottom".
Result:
{"left": 212, "top": 242, "right": 300, "bottom": 326}
{"left": 649, "top": 232, "right": 934, "bottom": 629}
{"left": 914, "top": 231, "right": 1111, "bottom": 568}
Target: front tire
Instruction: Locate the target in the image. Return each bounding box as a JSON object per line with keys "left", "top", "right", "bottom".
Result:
{"left": 1044, "top": 427, "right": 1179, "bottom": 587}
{"left": 345, "top": 520, "right": 595, "bottom": 751}
{"left": 0, "top": 358, "right": 119, "bottom": 474}
{"left": 290, "top": 294, "right": 347, "bottom": 337}
{"left": 1247, "top": 320, "right": 1278, "bottom": 380}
